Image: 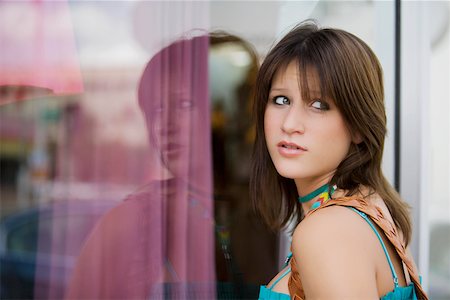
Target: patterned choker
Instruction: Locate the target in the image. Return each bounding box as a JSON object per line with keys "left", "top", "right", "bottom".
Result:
{"left": 298, "top": 184, "right": 337, "bottom": 209}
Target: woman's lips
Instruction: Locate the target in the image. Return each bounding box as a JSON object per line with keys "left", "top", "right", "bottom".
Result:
{"left": 160, "top": 142, "right": 185, "bottom": 158}
{"left": 277, "top": 141, "right": 307, "bottom": 157}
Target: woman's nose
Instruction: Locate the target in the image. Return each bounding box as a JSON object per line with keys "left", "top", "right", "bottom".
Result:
{"left": 158, "top": 103, "right": 180, "bottom": 136}
{"left": 281, "top": 106, "right": 305, "bottom": 135}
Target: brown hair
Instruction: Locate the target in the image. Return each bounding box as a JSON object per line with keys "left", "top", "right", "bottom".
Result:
{"left": 250, "top": 21, "right": 412, "bottom": 245}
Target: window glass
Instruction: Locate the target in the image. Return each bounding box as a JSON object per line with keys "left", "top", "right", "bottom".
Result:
{"left": 428, "top": 2, "right": 450, "bottom": 298}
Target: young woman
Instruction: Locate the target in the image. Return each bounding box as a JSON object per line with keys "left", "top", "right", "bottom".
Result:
{"left": 251, "top": 21, "right": 428, "bottom": 300}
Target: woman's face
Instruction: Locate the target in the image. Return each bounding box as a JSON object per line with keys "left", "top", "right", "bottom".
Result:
{"left": 264, "top": 61, "right": 354, "bottom": 189}
{"left": 150, "top": 76, "right": 195, "bottom": 178}
{"left": 142, "top": 49, "right": 206, "bottom": 180}
{"left": 138, "top": 37, "right": 211, "bottom": 193}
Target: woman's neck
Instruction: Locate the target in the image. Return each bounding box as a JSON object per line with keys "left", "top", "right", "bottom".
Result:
{"left": 295, "top": 176, "right": 333, "bottom": 211}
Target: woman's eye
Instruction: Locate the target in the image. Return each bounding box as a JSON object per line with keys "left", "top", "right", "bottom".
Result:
{"left": 311, "top": 99, "right": 329, "bottom": 110}
{"left": 273, "top": 96, "right": 290, "bottom": 105}
{"left": 179, "top": 99, "right": 194, "bottom": 109}
{"left": 153, "top": 105, "right": 164, "bottom": 113}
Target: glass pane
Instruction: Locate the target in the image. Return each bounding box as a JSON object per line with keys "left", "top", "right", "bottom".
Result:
{"left": 1, "top": 1, "right": 215, "bottom": 299}
{"left": 428, "top": 2, "right": 450, "bottom": 298}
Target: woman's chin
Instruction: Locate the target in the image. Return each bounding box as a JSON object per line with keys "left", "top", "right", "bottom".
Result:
{"left": 276, "top": 170, "right": 301, "bottom": 180}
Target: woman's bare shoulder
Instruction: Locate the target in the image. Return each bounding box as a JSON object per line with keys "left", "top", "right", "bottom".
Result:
{"left": 292, "top": 205, "right": 379, "bottom": 250}
{"left": 291, "top": 205, "right": 380, "bottom": 298}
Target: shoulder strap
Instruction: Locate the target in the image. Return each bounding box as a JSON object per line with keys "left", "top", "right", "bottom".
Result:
{"left": 347, "top": 207, "right": 399, "bottom": 288}
{"left": 268, "top": 267, "right": 291, "bottom": 290}
{"left": 288, "top": 254, "right": 305, "bottom": 300}
{"left": 307, "top": 196, "right": 428, "bottom": 299}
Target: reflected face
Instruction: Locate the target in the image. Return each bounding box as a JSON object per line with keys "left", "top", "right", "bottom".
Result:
{"left": 150, "top": 79, "right": 195, "bottom": 178}
{"left": 138, "top": 38, "right": 209, "bottom": 180}
{"left": 264, "top": 61, "right": 353, "bottom": 187}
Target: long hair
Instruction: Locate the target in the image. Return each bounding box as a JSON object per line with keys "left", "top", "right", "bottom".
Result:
{"left": 250, "top": 21, "right": 412, "bottom": 245}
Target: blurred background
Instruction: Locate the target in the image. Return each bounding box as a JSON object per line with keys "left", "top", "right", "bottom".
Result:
{"left": 0, "top": 1, "right": 449, "bottom": 299}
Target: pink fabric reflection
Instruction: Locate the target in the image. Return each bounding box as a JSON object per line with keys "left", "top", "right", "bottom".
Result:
{"left": 65, "top": 36, "right": 215, "bottom": 299}
{"left": 0, "top": 1, "right": 83, "bottom": 104}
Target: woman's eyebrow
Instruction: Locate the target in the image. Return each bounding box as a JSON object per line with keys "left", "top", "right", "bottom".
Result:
{"left": 269, "top": 87, "right": 288, "bottom": 92}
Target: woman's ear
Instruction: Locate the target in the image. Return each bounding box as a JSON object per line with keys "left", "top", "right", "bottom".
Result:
{"left": 352, "top": 132, "right": 363, "bottom": 144}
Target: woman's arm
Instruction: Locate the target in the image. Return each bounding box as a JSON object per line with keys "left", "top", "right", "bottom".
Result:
{"left": 291, "top": 206, "right": 380, "bottom": 299}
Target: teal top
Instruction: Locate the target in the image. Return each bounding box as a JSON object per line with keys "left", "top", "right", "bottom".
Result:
{"left": 258, "top": 263, "right": 291, "bottom": 300}
{"left": 258, "top": 207, "right": 419, "bottom": 300}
